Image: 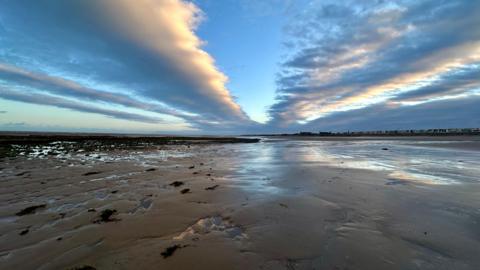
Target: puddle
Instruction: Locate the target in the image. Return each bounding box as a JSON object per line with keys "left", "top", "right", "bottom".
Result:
{"left": 129, "top": 198, "right": 153, "bottom": 214}
{"left": 88, "top": 172, "right": 141, "bottom": 182}
{"left": 228, "top": 139, "right": 480, "bottom": 186}
{"left": 173, "top": 216, "right": 247, "bottom": 241}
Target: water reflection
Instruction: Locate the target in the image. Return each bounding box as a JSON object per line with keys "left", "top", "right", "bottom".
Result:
{"left": 220, "top": 142, "right": 285, "bottom": 195}
{"left": 227, "top": 138, "right": 480, "bottom": 187}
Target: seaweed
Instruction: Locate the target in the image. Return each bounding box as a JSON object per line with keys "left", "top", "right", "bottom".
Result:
{"left": 180, "top": 188, "right": 191, "bottom": 194}
{"left": 16, "top": 204, "right": 46, "bottom": 216}
{"left": 169, "top": 181, "right": 184, "bottom": 187}
{"left": 70, "top": 266, "right": 96, "bottom": 270}
{"left": 94, "top": 209, "right": 117, "bottom": 223}
{"left": 205, "top": 185, "right": 219, "bottom": 191}
{"left": 161, "top": 244, "right": 188, "bottom": 258}
{"left": 83, "top": 171, "right": 101, "bottom": 176}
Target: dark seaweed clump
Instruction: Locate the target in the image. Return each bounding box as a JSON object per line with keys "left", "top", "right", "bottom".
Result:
{"left": 16, "top": 204, "right": 46, "bottom": 216}
{"left": 161, "top": 245, "right": 189, "bottom": 258}
{"left": 83, "top": 171, "right": 101, "bottom": 176}
{"left": 169, "top": 181, "right": 184, "bottom": 187}
{"left": 205, "top": 185, "right": 219, "bottom": 191}
{"left": 69, "top": 266, "right": 97, "bottom": 270}
{"left": 94, "top": 209, "right": 117, "bottom": 223}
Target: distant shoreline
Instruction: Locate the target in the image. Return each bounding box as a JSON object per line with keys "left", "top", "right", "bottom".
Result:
{"left": 0, "top": 132, "right": 259, "bottom": 146}
{"left": 256, "top": 135, "right": 480, "bottom": 142}
{"left": 244, "top": 128, "right": 480, "bottom": 138}
{"left": 0, "top": 133, "right": 260, "bottom": 159}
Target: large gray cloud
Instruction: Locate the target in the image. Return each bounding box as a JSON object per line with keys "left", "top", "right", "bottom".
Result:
{"left": 253, "top": 95, "right": 480, "bottom": 134}
{"left": 0, "top": 87, "right": 163, "bottom": 124}
{"left": 392, "top": 64, "right": 480, "bottom": 102}
{"left": 268, "top": 0, "right": 480, "bottom": 129}
{"left": 302, "top": 95, "right": 480, "bottom": 132}
{"left": 0, "top": 63, "right": 228, "bottom": 128}
{"left": 0, "top": 0, "right": 252, "bottom": 130}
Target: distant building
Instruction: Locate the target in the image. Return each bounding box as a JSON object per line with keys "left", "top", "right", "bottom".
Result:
{"left": 290, "top": 127, "right": 480, "bottom": 137}
{"left": 298, "top": 132, "right": 315, "bottom": 136}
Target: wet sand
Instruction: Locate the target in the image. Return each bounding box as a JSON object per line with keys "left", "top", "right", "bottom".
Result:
{"left": 269, "top": 135, "right": 480, "bottom": 151}
{"left": 1, "top": 136, "right": 480, "bottom": 269}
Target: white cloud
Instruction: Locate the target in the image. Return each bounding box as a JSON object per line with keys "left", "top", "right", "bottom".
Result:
{"left": 0, "top": 0, "right": 252, "bottom": 132}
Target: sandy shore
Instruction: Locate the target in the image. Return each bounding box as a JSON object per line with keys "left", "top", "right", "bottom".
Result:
{"left": 1, "top": 137, "right": 480, "bottom": 269}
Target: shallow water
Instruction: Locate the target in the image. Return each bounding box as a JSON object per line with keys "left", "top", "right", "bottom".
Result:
{"left": 226, "top": 138, "right": 480, "bottom": 186}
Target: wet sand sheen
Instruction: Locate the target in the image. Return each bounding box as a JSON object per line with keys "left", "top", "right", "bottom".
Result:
{"left": 1, "top": 137, "right": 480, "bottom": 269}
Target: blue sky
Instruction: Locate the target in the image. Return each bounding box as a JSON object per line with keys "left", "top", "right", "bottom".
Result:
{"left": 193, "top": 0, "right": 288, "bottom": 123}
{"left": 0, "top": 0, "right": 479, "bottom": 134}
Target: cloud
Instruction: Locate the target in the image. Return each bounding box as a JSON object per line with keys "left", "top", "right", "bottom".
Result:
{"left": 269, "top": 0, "right": 480, "bottom": 128}
{"left": 0, "top": 0, "right": 251, "bottom": 129}
{"left": 1, "top": 122, "right": 26, "bottom": 127}
{"left": 0, "top": 87, "right": 163, "bottom": 124}
{"left": 300, "top": 95, "right": 480, "bottom": 132}
{"left": 260, "top": 95, "right": 480, "bottom": 133}
{"left": 0, "top": 63, "right": 215, "bottom": 127}
{"left": 392, "top": 64, "right": 480, "bottom": 102}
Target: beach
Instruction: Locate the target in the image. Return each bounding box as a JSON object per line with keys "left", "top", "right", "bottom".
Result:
{"left": 1, "top": 136, "right": 480, "bottom": 269}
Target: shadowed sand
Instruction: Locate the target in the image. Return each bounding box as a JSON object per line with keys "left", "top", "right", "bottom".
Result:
{"left": 1, "top": 136, "right": 480, "bottom": 269}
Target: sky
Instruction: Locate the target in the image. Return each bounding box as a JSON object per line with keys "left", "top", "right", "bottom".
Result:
{"left": 0, "top": 0, "right": 479, "bottom": 134}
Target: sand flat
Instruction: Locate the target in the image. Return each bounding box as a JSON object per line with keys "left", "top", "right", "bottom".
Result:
{"left": 1, "top": 137, "right": 480, "bottom": 269}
